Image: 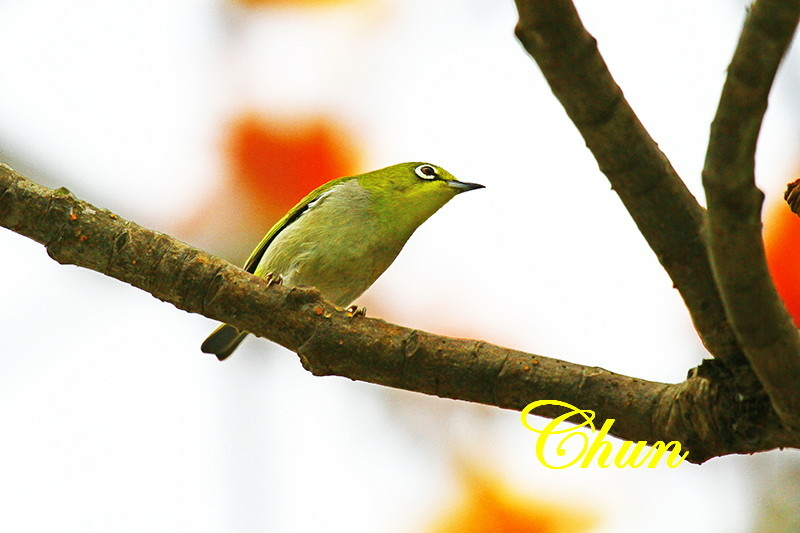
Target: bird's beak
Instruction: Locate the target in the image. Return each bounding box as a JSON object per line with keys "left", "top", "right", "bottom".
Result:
{"left": 448, "top": 180, "right": 485, "bottom": 192}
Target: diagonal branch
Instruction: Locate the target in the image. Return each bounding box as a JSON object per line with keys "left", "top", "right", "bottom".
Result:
{"left": 702, "top": 0, "right": 800, "bottom": 430}
{"left": 1, "top": 163, "right": 796, "bottom": 462}
{"left": 512, "top": 0, "right": 743, "bottom": 364}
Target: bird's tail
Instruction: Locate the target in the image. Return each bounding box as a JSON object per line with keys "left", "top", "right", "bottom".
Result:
{"left": 201, "top": 324, "right": 249, "bottom": 361}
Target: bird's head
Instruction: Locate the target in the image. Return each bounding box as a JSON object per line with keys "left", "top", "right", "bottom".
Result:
{"left": 358, "top": 162, "right": 484, "bottom": 233}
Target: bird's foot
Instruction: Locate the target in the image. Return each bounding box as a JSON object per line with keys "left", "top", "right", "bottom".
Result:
{"left": 265, "top": 272, "right": 284, "bottom": 287}
{"left": 346, "top": 305, "right": 367, "bottom": 318}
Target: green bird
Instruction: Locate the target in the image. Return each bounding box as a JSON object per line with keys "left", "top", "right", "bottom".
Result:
{"left": 201, "top": 162, "right": 484, "bottom": 360}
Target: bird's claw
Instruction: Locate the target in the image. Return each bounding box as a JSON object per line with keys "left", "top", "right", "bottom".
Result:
{"left": 346, "top": 305, "right": 367, "bottom": 318}
{"left": 265, "top": 272, "right": 284, "bottom": 287}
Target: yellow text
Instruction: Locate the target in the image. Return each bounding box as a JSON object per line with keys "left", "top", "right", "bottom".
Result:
{"left": 520, "top": 400, "right": 688, "bottom": 469}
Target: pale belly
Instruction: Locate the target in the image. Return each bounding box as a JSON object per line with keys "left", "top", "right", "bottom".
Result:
{"left": 253, "top": 182, "right": 407, "bottom": 307}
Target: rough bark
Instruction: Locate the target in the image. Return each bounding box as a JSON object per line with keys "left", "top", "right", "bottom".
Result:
{"left": 2, "top": 163, "right": 798, "bottom": 463}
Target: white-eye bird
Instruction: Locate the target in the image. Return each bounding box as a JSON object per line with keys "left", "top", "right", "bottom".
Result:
{"left": 201, "top": 162, "right": 484, "bottom": 360}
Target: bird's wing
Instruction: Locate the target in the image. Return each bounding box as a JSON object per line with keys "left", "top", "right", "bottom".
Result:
{"left": 241, "top": 177, "right": 346, "bottom": 274}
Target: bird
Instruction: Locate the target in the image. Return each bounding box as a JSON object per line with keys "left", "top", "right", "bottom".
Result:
{"left": 201, "top": 162, "right": 484, "bottom": 360}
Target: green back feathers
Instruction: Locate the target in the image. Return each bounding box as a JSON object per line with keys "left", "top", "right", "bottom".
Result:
{"left": 242, "top": 162, "right": 468, "bottom": 273}
{"left": 242, "top": 176, "right": 351, "bottom": 273}
{"left": 203, "top": 161, "right": 482, "bottom": 361}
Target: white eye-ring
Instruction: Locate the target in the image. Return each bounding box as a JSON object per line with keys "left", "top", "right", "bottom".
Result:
{"left": 415, "top": 164, "right": 439, "bottom": 180}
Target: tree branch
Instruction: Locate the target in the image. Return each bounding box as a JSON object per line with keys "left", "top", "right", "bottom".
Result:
{"left": 512, "top": 0, "right": 743, "bottom": 364}
{"left": 703, "top": 0, "right": 800, "bottom": 430}
{"left": 1, "top": 163, "right": 798, "bottom": 462}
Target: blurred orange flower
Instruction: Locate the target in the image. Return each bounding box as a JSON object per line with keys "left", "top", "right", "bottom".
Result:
{"left": 180, "top": 112, "right": 359, "bottom": 262}
{"left": 765, "top": 197, "right": 800, "bottom": 327}
{"left": 231, "top": 0, "right": 356, "bottom": 7}
{"left": 430, "top": 466, "right": 597, "bottom": 533}
{"left": 226, "top": 113, "right": 359, "bottom": 219}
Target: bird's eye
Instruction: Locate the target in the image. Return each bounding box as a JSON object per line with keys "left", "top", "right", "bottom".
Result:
{"left": 415, "top": 164, "right": 438, "bottom": 180}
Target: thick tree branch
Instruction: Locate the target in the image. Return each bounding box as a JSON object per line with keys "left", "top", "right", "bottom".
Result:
{"left": 1, "top": 164, "right": 798, "bottom": 462}
{"left": 513, "top": 0, "right": 742, "bottom": 364}
{"left": 703, "top": 0, "right": 800, "bottom": 430}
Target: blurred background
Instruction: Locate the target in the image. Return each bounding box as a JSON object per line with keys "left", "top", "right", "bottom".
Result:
{"left": 1, "top": 0, "right": 800, "bottom": 531}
